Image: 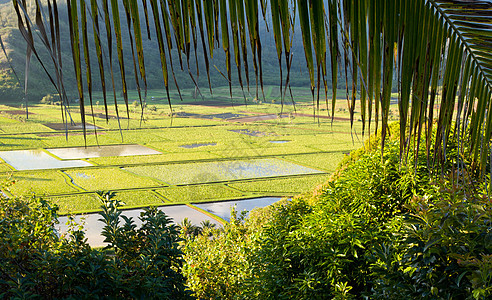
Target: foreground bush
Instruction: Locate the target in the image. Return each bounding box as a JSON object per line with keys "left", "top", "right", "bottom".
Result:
{"left": 240, "top": 140, "right": 426, "bottom": 298}
{"left": 0, "top": 194, "right": 190, "bottom": 299}
{"left": 182, "top": 126, "right": 491, "bottom": 299}
{"left": 182, "top": 206, "right": 276, "bottom": 299}
{"left": 1, "top": 123, "right": 490, "bottom": 298}
{"left": 371, "top": 183, "right": 492, "bottom": 299}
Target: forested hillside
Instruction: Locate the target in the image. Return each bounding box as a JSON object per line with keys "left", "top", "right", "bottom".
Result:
{"left": 0, "top": 0, "right": 341, "bottom": 104}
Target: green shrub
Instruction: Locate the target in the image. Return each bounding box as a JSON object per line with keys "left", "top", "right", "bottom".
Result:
{"left": 181, "top": 122, "right": 489, "bottom": 299}
{"left": 0, "top": 192, "right": 190, "bottom": 299}
{"left": 241, "top": 141, "right": 424, "bottom": 298}
{"left": 182, "top": 205, "right": 277, "bottom": 299}
{"left": 370, "top": 185, "right": 492, "bottom": 299}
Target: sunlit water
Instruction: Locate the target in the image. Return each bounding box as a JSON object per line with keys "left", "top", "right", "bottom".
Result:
{"left": 0, "top": 145, "right": 161, "bottom": 170}
{"left": 56, "top": 197, "right": 283, "bottom": 247}
{"left": 194, "top": 197, "right": 282, "bottom": 221}
{"left": 46, "top": 144, "right": 161, "bottom": 159}
{"left": 57, "top": 205, "right": 221, "bottom": 248}
{"left": 0, "top": 150, "right": 93, "bottom": 170}
{"left": 125, "top": 158, "right": 324, "bottom": 185}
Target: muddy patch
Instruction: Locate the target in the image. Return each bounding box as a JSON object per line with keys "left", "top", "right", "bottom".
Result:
{"left": 229, "top": 129, "right": 277, "bottom": 137}
{"left": 37, "top": 132, "right": 106, "bottom": 137}
{"left": 174, "top": 112, "right": 247, "bottom": 120}
{"left": 173, "top": 112, "right": 203, "bottom": 118}
{"left": 44, "top": 123, "right": 102, "bottom": 131}
{"left": 187, "top": 100, "right": 248, "bottom": 107}
{"left": 87, "top": 113, "right": 128, "bottom": 120}
{"left": 201, "top": 113, "right": 247, "bottom": 119}
{"left": 231, "top": 114, "right": 286, "bottom": 123}
{"left": 179, "top": 142, "right": 217, "bottom": 149}
{"left": 0, "top": 110, "right": 35, "bottom": 116}
{"left": 290, "top": 113, "right": 351, "bottom": 121}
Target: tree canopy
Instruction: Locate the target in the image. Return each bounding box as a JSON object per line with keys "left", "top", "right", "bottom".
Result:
{"left": 9, "top": 0, "right": 492, "bottom": 173}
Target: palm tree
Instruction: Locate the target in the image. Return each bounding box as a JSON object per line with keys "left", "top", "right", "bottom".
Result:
{"left": 200, "top": 219, "right": 217, "bottom": 230}
{"left": 10, "top": 0, "right": 492, "bottom": 174}
{"left": 179, "top": 217, "right": 202, "bottom": 237}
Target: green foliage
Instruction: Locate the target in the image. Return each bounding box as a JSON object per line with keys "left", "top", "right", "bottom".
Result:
{"left": 370, "top": 184, "right": 492, "bottom": 299}
{"left": 0, "top": 70, "right": 22, "bottom": 101}
{"left": 0, "top": 190, "right": 190, "bottom": 298}
{"left": 99, "top": 193, "right": 190, "bottom": 298}
{"left": 182, "top": 207, "right": 273, "bottom": 299}
{"left": 40, "top": 94, "right": 54, "bottom": 105}
{"left": 178, "top": 218, "right": 203, "bottom": 239}
{"left": 182, "top": 123, "right": 491, "bottom": 299}
{"left": 240, "top": 141, "right": 422, "bottom": 298}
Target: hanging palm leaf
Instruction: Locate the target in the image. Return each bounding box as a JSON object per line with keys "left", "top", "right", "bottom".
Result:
{"left": 9, "top": 0, "right": 492, "bottom": 173}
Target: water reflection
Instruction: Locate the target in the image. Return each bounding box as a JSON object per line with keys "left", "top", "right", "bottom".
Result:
{"left": 57, "top": 205, "right": 221, "bottom": 248}
{"left": 194, "top": 197, "right": 282, "bottom": 221}
{"left": 125, "top": 158, "right": 324, "bottom": 185}
{"left": 0, "top": 150, "right": 92, "bottom": 170}
{"left": 179, "top": 142, "right": 217, "bottom": 149}
{"left": 56, "top": 197, "right": 282, "bottom": 247}
{"left": 47, "top": 144, "right": 161, "bottom": 159}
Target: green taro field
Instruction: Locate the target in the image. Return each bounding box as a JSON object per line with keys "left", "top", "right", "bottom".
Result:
{"left": 0, "top": 86, "right": 392, "bottom": 217}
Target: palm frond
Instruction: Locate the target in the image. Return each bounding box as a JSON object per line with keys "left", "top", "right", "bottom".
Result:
{"left": 9, "top": 0, "right": 492, "bottom": 173}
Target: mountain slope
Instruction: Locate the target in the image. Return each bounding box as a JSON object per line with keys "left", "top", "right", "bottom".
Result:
{"left": 0, "top": 1, "right": 336, "bottom": 104}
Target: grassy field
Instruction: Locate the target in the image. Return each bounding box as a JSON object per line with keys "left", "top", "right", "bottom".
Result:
{"left": 0, "top": 86, "right": 385, "bottom": 214}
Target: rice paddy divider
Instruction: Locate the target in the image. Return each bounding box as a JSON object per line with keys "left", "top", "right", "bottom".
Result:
{"left": 58, "top": 202, "right": 170, "bottom": 217}
{"left": 220, "top": 183, "right": 256, "bottom": 196}
{"left": 155, "top": 187, "right": 262, "bottom": 203}
{"left": 2, "top": 161, "right": 14, "bottom": 171}
{"left": 1, "top": 188, "right": 13, "bottom": 198}
{"left": 275, "top": 156, "right": 326, "bottom": 173}
{"left": 185, "top": 203, "right": 227, "bottom": 225}
{"left": 150, "top": 189, "right": 171, "bottom": 203}
{"left": 34, "top": 172, "right": 324, "bottom": 199}
{"left": 223, "top": 173, "right": 331, "bottom": 190}
{"left": 59, "top": 171, "right": 87, "bottom": 192}
{"left": 42, "top": 149, "right": 70, "bottom": 161}
{"left": 81, "top": 149, "right": 348, "bottom": 170}
{"left": 118, "top": 167, "right": 170, "bottom": 186}
{"left": 224, "top": 187, "right": 308, "bottom": 198}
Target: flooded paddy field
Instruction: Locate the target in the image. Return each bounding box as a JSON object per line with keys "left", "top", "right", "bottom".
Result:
{"left": 0, "top": 149, "right": 93, "bottom": 170}
{"left": 57, "top": 197, "right": 281, "bottom": 247}
{"left": 0, "top": 87, "right": 368, "bottom": 233}
{"left": 124, "top": 158, "right": 324, "bottom": 185}
{"left": 47, "top": 144, "right": 161, "bottom": 159}
{"left": 194, "top": 197, "right": 282, "bottom": 221}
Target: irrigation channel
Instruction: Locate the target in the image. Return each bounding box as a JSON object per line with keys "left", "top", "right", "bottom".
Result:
{"left": 57, "top": 197, "right": 282, "bottom": 247}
